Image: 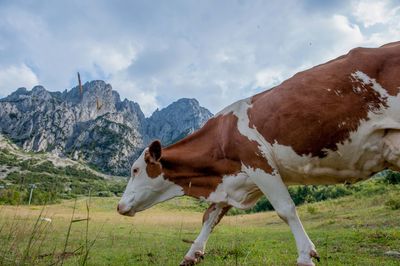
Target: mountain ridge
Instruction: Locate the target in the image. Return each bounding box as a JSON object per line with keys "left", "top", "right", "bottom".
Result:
{"left": 0, "top": 81, "right": 213, "bottom": 175}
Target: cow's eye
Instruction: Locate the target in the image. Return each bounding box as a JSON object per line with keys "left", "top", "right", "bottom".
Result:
{"left": 132, "top": 168, "right": 139, "bottom": 175}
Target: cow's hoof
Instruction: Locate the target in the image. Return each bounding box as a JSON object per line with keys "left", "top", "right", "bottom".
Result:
{"left": 310, "top": 250, "right": 320, "bottom": 262}
{"left": 194, "top": 251, "right": 205, "bottom": 261}
{"left": 297, "top": 250, "right": 320, "bottom": 266}
{"left": 179, "top": 258, "right": 195, "bottom": 266}
{"left": 179, "top": 251, "right": 204, "bottom": 266}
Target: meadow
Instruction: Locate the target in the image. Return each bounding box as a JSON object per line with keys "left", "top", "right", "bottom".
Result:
{"left": 0, "top": 182, "right": 399, "bottom": 266}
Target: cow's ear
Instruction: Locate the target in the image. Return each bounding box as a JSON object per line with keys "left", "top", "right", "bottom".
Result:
{"left": 149, "top": 140, "right": 162, "bottom": 162}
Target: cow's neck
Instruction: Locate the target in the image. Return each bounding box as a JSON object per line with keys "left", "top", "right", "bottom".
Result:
{"left": 160, "top": 127, "right": 231, "bottom": 199}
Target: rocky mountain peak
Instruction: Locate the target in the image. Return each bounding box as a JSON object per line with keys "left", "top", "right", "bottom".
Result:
{"left": 0, "top": 82, "right": 213, "bottom": 175}
{"left": 147, "top": 98, "right": 212, "bottom": 145}
{"left": 31, "top": 85, "right": 46, "bottom": 93}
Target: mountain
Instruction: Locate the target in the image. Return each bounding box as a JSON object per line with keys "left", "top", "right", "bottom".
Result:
{"left": 147, "top": 98, "right": 212, "bottom": 145}
{"left": 0, "top": 81, "right": 213, "bottom": 175}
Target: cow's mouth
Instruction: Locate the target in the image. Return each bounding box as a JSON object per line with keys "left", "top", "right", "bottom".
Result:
{"left": 123, "top": 208, "right": 136, "bottom": 216}
{"left": 117, "top": 195, "right": 137, "bottom": 216}
{"left": 118, "top": 205, "right": 136, "bottom": 216}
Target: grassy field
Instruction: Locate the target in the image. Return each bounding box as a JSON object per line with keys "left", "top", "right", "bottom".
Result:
{"left": 0, "top": 185, "right": 399, "bottom": 266}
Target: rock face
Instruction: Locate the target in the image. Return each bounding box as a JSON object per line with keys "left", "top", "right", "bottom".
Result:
{"left": 147, "top": 98, "right": 212, "bottom": 145}
{"left": 0, "top": 81, "right": 213, "bottom": 175}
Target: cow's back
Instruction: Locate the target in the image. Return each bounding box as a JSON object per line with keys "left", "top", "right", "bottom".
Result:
{"left": 248, "top": 42, "right": 400, "bottom": 159}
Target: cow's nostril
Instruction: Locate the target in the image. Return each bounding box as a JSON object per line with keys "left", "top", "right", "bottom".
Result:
{"left": 117, "top": 203, "right": 129, "bottom": 215}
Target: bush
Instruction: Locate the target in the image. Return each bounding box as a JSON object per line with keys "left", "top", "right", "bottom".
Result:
{"left": 250, "top": 196, "right": 274, "bottom": 212}
{"left": 385, "top": 171, "right": 400, "bottom": 184}
{"left": 0, "top": 188, "right": 23, "bottom": 204}
{"left": 96, "top": 191, "right": 114, "bottom": 197}
{"left": 0, "top": 149, "right": 19, "bottom": 166}
{"left": 64, "top": 166, "right": 101, "bottom": 180}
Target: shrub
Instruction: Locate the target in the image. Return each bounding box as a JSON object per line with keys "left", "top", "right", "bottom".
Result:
{"left": 0, "top": 188, "right": 23, "bottom": 204}
{"left": 249, "top": 196, "right": 274, "bottom": 212}
{"left": 385, "top": 171, "right": 400, "bottom": 184}
{"left": 96, "top": 191, "right": 113, "bottom": 197}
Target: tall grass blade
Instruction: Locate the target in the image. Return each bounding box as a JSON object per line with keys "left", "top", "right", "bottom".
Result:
{"left": 60, "top": 198, "right": 77, "bottom": 266}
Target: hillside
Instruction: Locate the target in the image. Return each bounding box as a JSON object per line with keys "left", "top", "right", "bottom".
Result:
{"left": 0, "top": 134, "right": 125, "bottom": 204}
{"left": 0, "top": 82, "right": 212, "bottom": 175}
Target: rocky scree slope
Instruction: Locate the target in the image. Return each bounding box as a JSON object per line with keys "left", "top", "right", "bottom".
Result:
{"left": 0, "top": 81, "right": 212, "bottom": 175}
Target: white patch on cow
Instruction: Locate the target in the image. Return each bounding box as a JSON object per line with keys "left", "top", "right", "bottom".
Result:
{"left": 205, "top": 172, "right": 261, "bottom": 209}
{"left": 215, "top": 97, "right": 251, "bottom": 118}
{"left": 338, "top": 121, "right": 346, "bottom": 128}
{"left": 216, "top": 72, "right": 400, "bottom": 185}
{"left": 334, "top": 89, "right": 343, "bottom": 96}
{"left": 353, "top": 86, "right": 362, "bottom": 94}
{"left": 351, "top": 70, "right": 389, "bottom": 98}
{"left": 215, "top": 97, "right": 278, "bottom": 171}
{"left": 118, "top": 149, "right": 184, "bottom": 215}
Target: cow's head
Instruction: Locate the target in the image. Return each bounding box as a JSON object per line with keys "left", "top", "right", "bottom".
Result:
{"left": 117, "top": 140, "right": 184, "bottom": 216}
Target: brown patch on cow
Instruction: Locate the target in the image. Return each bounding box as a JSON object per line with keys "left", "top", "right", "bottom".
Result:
{"left": 202, "top": 204, "right": 217, "bottom": 224}
{"left": 149, "top": 140, "right": 162, "bottom": 161}
{"left": 248, "top": 42, "right": 400, "bottom": 158}
{"left": 277, "top": 213, "right": 288, "bottom": 224}
{"left": 214, "top": 205, "right": 231, "bottom": 226}
{"left": 144, "top": 151, "right": 162, "bottom": 178}
{"left": 202, "top": 203, "right": 231, "bottom": 228}
{"left": 158, "top": 113, "right": 272, "bottom": 199}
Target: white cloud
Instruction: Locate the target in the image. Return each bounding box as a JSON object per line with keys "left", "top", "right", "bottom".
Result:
{"left": 88, "top": 42, "right": 138, "bottom": 75}
{"left": 0, "top": 64, "right": 39, "bottom": 97}
{"left": 110, "top": 73, "right": 159, "bottom": 117}
{"left": 349, "top": 0, "right": 400, "bottom": 47}
{"left": 352, "top": 0, "right": 391, "bottom": 27}
{"left": 327, "top": 14, "right": 364, "bottom": 56}
{"left": 255, "top": 68, "right": 285, "bottom": 89}
{"left": 332, "top": 15, "right": 363, "bottom": 42}
{"left": 135, "top": 91, "right": 159, "bottom": 117}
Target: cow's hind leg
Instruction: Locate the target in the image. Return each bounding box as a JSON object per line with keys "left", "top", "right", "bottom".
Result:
{"left": 248, "top": 170, "right": 319, "bottom": 266}
{"left": 180, "top": 203, "right": 231, "bottom": 266}
{"left": 383, "top": 130, "right": 400, "bottom": 171}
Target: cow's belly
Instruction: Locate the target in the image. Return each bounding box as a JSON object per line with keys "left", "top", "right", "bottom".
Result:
{"left": 204, "top": 172, "right": 263, "bottom": 210}
{"left": 273, "top": 127, "right": 390, "bottom": 185}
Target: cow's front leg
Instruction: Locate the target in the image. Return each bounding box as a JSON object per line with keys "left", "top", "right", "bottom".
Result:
{"left": 249, "top": 170, "right": 319, "bottom": 266}
{"left": 180, "top": 203, "right": 231, "bottom": 266}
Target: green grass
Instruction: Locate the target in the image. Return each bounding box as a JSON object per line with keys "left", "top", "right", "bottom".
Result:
{"left": 0, "top": 185, "right": 399, "bottom": 266}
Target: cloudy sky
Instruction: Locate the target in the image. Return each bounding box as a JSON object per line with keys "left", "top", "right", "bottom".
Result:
{"left": 0, "top": 0, "right": 399, "bottom": 116}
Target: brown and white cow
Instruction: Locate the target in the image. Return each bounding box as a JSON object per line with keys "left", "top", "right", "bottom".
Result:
{"left": 118, "top": 41, "right": 400, "bottom": 266}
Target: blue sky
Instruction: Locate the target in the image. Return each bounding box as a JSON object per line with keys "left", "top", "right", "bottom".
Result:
{"left": 0, "top": 0, "right": 399, "bottom": 116}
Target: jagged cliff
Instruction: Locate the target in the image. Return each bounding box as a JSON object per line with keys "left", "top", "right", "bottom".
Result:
{"left": 0, "top": 81, "right": 212, "bottom": 175}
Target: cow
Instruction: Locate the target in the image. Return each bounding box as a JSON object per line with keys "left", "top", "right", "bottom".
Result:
{"left": 117, "top": 41, "right": 400, "bottom": 266}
